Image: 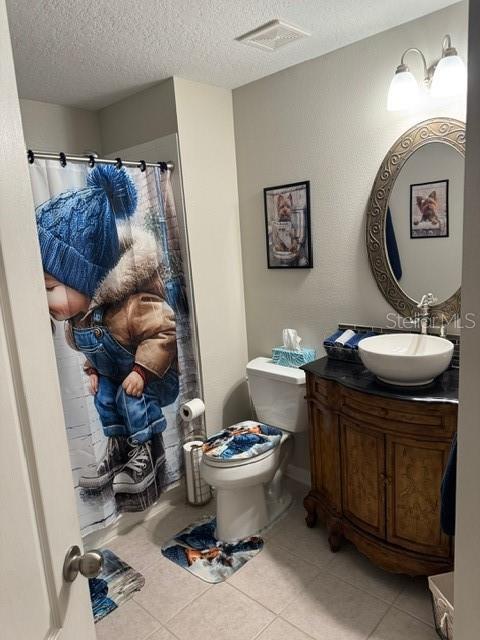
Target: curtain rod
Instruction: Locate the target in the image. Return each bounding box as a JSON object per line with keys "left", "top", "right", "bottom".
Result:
{"left": 26, "top": 149, "right": 174, "bottom": 172}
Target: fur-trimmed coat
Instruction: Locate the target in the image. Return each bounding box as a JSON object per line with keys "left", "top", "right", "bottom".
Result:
{"left": 66, "top": 225, "right": 177, "bottom": 379}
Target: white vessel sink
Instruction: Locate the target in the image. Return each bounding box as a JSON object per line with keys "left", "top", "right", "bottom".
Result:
{"left": 358, "top": 333, "right": 453, "bottom": 386}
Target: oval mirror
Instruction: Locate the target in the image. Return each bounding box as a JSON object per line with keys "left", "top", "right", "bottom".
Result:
{"left": 366, "top": 118, "right": 465, "bottom": 322}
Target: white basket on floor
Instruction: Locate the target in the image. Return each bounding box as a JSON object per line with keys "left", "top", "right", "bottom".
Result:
{"left": 429, "top": 572, "right": 454, "bottom": 639}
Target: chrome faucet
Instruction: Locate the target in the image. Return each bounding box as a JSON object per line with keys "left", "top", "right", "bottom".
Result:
{"left": 438, "top": 314, "right": 449, "bottom": 338}
{"left": 416, "top": 293, "right": 438, "bottom": 335}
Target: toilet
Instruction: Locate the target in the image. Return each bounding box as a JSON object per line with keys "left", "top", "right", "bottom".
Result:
{"left": 200, "top": 357, "right": 307, "bottom": 543}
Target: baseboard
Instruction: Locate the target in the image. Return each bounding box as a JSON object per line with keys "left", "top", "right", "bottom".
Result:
{"left": 286, "top": 463, "right": 310, "bottom": 486}
{"left": 83, "top": 481, "right": 185, "bottom": 549}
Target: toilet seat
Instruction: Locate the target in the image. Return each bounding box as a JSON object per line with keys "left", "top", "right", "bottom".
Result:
{"left": 202, "top": 420, "right": 283, "bottom": 466}
{"left": 202, "top": 441, "right": 279, "bottom": 469}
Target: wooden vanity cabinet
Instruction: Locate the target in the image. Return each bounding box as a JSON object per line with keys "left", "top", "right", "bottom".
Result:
{"left": 304, "top": 373, "right": 457, "bottom": 576}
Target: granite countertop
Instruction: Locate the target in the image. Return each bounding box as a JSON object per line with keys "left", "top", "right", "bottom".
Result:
{"left": 302, "top": 357, "right": 459, "bottom": 404}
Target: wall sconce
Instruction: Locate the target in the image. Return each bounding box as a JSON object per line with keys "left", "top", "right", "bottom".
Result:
{"left": 387, "top": 35, "right": 467, "bottom": 111}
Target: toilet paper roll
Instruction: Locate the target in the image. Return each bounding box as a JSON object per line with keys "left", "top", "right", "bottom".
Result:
{"left": 180, "top": 398, "right": 205, "bottom": 422}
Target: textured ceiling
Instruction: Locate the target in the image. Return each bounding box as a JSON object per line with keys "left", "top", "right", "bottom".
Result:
{"left": 7, "top": 0, "right": 461, "bottom": 110}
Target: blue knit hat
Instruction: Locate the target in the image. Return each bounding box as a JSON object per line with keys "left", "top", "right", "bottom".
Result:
{"left": 36, "top": 165, "right": 137, "bottom": 298}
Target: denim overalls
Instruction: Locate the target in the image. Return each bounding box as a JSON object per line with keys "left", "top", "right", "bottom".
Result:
{"left": 73, "top": 308, "right": 179, "bottom": 444}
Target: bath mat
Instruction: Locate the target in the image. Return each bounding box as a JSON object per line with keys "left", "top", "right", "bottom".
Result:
{"left": 89, "top": 549, "right": 145, "bottom": 623}
{"left": 161, "top": 515, "right": 264, "bottom": 583}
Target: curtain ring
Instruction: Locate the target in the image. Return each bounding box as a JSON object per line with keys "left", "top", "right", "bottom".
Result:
{"left": 27, "top": 149, "right": 35, "bottom": 164}
{"left": 59, "top": 152, "right": 67, "bottom": 167}
{"left": 158, "top": 161, "right": 167, "bottom": 172}
{"left": 138, "top": 160, "right": 146, "bottom": 172}
{"left": 88, "top": 155, "right": 96, "bottom": 168}
{"left": 115, "top": 157, "right": 123, "bottom": 169}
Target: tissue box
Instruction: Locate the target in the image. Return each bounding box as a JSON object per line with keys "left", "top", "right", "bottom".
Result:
{"left": 272, "top": 347, "right": 316, "bottom": 368}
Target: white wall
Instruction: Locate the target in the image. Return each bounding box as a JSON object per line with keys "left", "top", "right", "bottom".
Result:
{"left": 19, "top": 80, "right": 177, "bottom": 158}
{"left": 174, "top": 77, "right": 249, "bottom": 431}
{"left": 233, "top": 1, "right": 467, "bottom": 473}
{"left": 99, "top": 78, "right": 177, "bottom": 155}
{"left": 19, "top": 99, "right": 102, "bottom": 154}
{"left": 454, "top": 0, "right": 480, "bottom": 636}
{"left": 233, "top": 2, "right": 467, "bottom": 364}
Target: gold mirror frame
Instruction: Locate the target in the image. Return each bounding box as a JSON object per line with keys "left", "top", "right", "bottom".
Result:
{"left": 366, "top": 117, "right": 465, "bottom": 322}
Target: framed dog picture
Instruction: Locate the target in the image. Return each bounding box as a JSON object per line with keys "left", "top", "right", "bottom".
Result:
{"left": 264, "top": 181, "right": 312, "bottom": 268}
{"left": 410, "top": 180, "right": 449, "bottom": 238}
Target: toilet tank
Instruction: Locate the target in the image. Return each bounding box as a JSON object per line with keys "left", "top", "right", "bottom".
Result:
{"left": 246, "top": 357, "right": 308, "bottom": 432}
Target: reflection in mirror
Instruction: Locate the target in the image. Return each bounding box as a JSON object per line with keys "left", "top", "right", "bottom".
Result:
{"left": 386, "top": 143, "right": 464, "bottom": 304}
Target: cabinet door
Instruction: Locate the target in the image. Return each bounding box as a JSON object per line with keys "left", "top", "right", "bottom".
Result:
{"left": 341, "top": 418, "right": 386, "bottom": 538}
{"left": 386, "top": 435, "right": 451, "bottom": 557}
{"left": 308, "top": 400, "right": 341, "bottom": 511}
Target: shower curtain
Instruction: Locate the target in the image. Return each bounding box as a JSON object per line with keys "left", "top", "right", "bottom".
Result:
{"left": 29, "top": 159, "right": 201, "bottom": 535}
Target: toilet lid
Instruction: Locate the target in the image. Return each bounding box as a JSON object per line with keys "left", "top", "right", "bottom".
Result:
{"left": 202, "top": 420, "right": 282, "bottom": 463}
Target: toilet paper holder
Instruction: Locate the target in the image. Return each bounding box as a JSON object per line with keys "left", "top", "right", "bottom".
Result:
{"left": 179, "top": 398, "right": 211, "bottom": 506}
{"left": 183, "top": 437, "right": 212, "bottom": 506}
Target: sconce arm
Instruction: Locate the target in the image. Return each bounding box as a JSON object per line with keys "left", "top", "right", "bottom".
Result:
{"left": 399, "top": 47, "right": 430, "bottom": 84}
{"left": 441, "top": 34, "right": 458, "bottom": 58}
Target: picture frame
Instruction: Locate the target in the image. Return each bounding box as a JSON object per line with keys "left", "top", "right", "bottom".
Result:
{"left": 410, "top": 179, "right": 449, "bottom": 239}
{"left": 263, "top": 180, "right": 312, "bottom": 268}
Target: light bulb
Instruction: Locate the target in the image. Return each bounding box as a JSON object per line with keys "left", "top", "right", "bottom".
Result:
{"left": 431, "top": 54, "right": 467, "bottom": 98}
{"left": 387, "top": 67, "right": 420, "bottom": 111}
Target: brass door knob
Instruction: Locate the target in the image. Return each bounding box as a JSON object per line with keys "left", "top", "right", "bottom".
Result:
{"left": 63, "top": 545, "right": 103, "bottom": 582}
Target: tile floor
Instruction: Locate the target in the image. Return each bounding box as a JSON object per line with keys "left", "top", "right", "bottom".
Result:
{"left": 96, "top": 481, "right": 438, "bottom": 640}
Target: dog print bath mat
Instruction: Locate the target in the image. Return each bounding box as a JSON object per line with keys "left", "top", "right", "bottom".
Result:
{"left": 89, "top": 549, "right": 145, "bottom": 623}
{"left": 161, "top": 516, "right": 264, "bottom": 583}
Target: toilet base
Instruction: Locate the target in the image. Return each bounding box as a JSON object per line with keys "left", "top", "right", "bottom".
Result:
{"left": 215, "top": 483, "right": 268, "bottom": 543}
{"left": 206, "top": 434, "right": 294, "bottom": 543}
{"left": 266, "top": 489, "right": 292, "bottom": 527}
{"left": 214, "top": 484, "right": 293, "bottom": 543}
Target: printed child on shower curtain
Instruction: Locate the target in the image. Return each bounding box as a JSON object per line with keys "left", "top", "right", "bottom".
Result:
{"left": 31, "top": 160, "right": 199, "bottom": 533}
{"left": 36, "top": 164, "right": 177, "bottom": 494}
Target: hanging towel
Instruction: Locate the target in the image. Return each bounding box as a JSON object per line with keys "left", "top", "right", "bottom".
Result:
{"left": 386, "top": 207, "right": 402, "bottom": 281}
{"left": 344, "top": 331, "right": 378, "bottom": 350}
{"left": 202, "top": 421, "right": 282, "bottom": 461}
{"left": 440, "top": 434, "right": 457, "bottom": 536}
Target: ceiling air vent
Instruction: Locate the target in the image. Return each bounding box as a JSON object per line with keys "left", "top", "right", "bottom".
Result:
{"left": 236, "top": 19, "right": 310, "bottom": 52}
